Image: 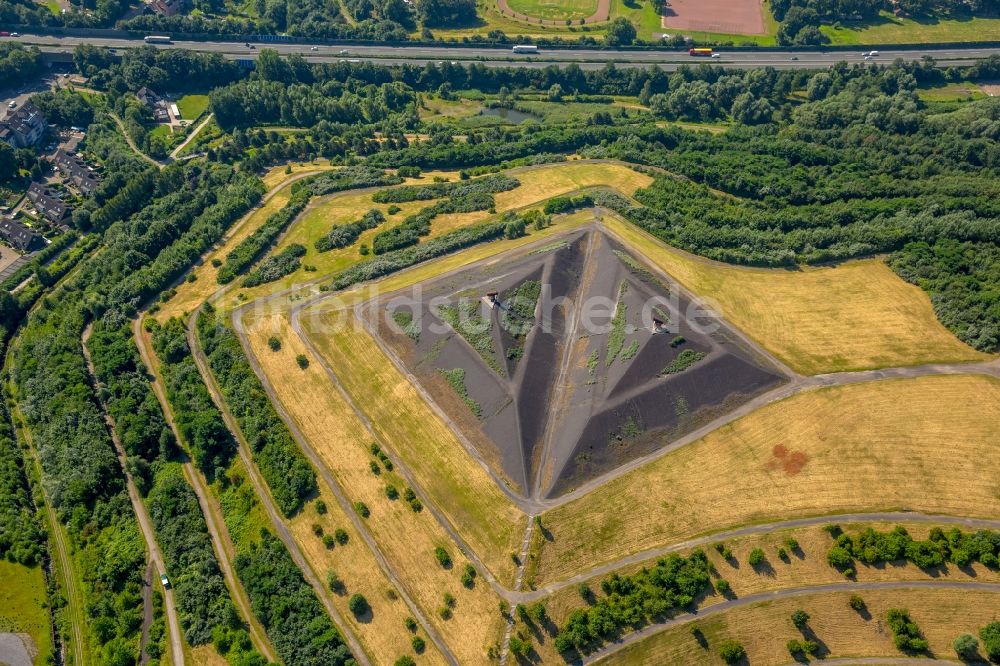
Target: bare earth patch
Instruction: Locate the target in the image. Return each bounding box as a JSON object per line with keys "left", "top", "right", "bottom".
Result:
{"left": 661, "top": 0, "right": 766, "bottom": 35}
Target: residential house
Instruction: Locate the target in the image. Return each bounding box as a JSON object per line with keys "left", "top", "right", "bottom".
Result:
{"left": 146, "top": 0, "right": 185, "bottom": 15}
{"left": 27, "top": 182, "right": 70, "bottom": 223}
{"left": 0, "top": 101, "right": 47, "bottom": 149}
{"left": 54, "top": 150, "right": 101, "bottom": 195}
{"left": 0, "top": 217, "right": 45, "bottom": 253}
{"left": 136, "top": 87, "right": 171, "bottom": 122}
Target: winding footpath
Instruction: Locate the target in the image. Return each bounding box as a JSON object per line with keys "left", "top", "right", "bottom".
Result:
{"left": 131, "top": 319, "right": 278, "bottom": 663}
{"left": 583, "top": 581, "right": 1000, "bottom": 665}
{"left": 80, "top": 323, "right": 185, "bottom": 666}
{"left": 169, "top": 113, "right": 213, "bottom": 161}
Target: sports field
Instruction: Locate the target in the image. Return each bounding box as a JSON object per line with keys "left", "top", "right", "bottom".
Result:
{"left": 506, "top": 0, "right": 599, "bottom": 20}
{"left": 605, "top": 215, "right": 989, "bottom": 374}
{"left": 598, "top": 588, "right": 1000, "bottom": 665}
{"left": 536, "top": 374, "right": 1000, "bottom": 584}
{"left": 661, "top": 0, "right": 766, "bottom": 35}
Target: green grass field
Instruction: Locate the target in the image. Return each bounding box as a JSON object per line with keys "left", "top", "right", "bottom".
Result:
{"left": 0, "top": 561, "right": 54, "bottom": 665}
{"left": 822, "top": 10, "right": 1000, "bottom": 44}
{"left": 176, "top": 94, "right": 210, "bottom": 120}
{"left": 917, "top": 82, "right": 987, "bottom": 102}
{"left": 506, "top": 0, "right": 598, "bottom": 21}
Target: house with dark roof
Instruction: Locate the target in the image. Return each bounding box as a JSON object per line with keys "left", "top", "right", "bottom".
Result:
{"left": 27, "top": 183, "right": 70, "bottom": 223}
{"left": 136, "top": 87, "right": 171, "bottom": 122}
{"left": 146, "top": 0, "right": 185, "bottom": 15}
{"left": 54, "top": 150, "right": 101, "bottom": 195}
{"left": 0, "top": 101, "right": 47, "bottom": 148}
{"left": 0, "top": 217, "right": 45, "bottom": 253}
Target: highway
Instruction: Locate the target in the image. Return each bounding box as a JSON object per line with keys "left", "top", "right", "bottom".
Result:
{"left": 11, "top": 31, "right": 1000, "bottom": 69}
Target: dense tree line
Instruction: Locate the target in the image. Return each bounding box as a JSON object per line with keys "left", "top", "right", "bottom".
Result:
{"left": 236, "top": 530, "right": 353, "bottom": 665}
{"left": 196, "top": 305, "right": 317, "bottom": 517}
{"left": 152, "top": 317, "right": 238, "bottom": 479}
{"left": 371, "top": 173, "right": 520, "bottom": 253}
{"left": 242, "top": 243, "right": 306, "bottom": 287}
{"left": 315, "top": 208, "right": 385, "bottom": 252}
{"left": 0, "top": 400, "right": 44, "bottom": 567}
{"left": 329, "top": 215, "right": 514, "bottom": 290}
{"left": 827, "top": 525, "right": 1000, "bottom": 574}
{"left": 554, "top": 551, "right": 712, "bottom": 655}
{"left": 0, "top": 42, "right": 43, "bottom": 90}
{"left": 216, "top": 167, "right": 400, "bottom": 284}
{"left": 217, "top": 182, "right": 313, "bottom": 285}
{"left": 8, "top": 161, "right": 267, "bottom": 664}
{"left": 146, "top": 463, "right": 265, "bottom": 659}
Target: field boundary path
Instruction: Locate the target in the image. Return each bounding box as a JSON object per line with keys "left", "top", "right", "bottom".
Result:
{"left": 109, "top": 113, "right": 165, "bottom": 169}
{"left": 582, "top": 580, "right": 1000, "bottom": 664}
{"left": 228, "top": 308, "right": 460, "bottom": 666}
{"left": 131, "top": 319, "right": 279, "bottom": 663}
{"left": 81, "top": 323, "right": 186, "bottom": 666}
{"left": 182, "top": 316, "right": 374, "bottom": 666}
{"left": 169, "top": 113, "right": 214, "bottom": 160}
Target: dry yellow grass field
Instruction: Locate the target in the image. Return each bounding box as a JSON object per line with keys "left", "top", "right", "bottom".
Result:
{"left": 525, "top": 521, "right": 1000, "bottom": 664}
{"left": 261, "top": 161, "right": 335, "bottom": 189}
{"left": 244, "top": 313, "right": 507, "bottom": 662}
{"left": 598, "top": 588, "right": 1000, "bottom": 665}
{"left": 297, "top": 306, "right": 526, "bottom": 578}
{"left": 288, "top": 477, "right": 443, "bottom": 665}
{"left": 537, "top": 374, "right": 1000, "bottom": 585}
{"left": 605, "top": 215, "right": 989, "bottom": 374}
{"left": 191, "top": 645, "right": 227, "bottom": 666}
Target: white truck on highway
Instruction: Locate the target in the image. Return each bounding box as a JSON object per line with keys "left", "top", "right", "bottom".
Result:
{"left": 512, "top": 45, "right": 538, "bottom": 54}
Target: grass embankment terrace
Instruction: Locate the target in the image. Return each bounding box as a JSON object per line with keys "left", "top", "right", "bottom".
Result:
{"left": 536, "top": 374, "right": 1000, "bottom": 585}
{"left": 523, "top": 521, "right": 1000, "bottom": 664}
{"left": 155, "top": 163, "right": 338, "bottom": 323}
{"left": 598, "top": 588, "right": 1000, "bottom": 665}
{"left": 0, "top": 561, "right": 53, "bottom": 666}
{"left": 219, "top": 161, "right": 651, "bottom": 310}
{"left": 244, "top": 313, "right": 500, "bottom": 664}
{"left": 605, "top": 215, "right": 989, "bottom": 375}
{"left": 505, "top": 0, "right": 598, "bottom": 22}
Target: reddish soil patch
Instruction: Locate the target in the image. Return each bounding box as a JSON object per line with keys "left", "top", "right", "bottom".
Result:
{"left": 661, "top": 0, "right": 766, "bottom": 35}
{"left": 767, "top": 444, "right": 809, "bottom": 476}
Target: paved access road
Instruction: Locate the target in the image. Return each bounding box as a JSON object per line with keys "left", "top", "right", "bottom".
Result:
{"left": 10, "top": 32, "right": 1000, "bottom": 70}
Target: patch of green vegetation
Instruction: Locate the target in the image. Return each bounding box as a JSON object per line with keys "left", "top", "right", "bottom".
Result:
{"left": 917, "top": 83, "right": 986, "bottom": 103}
{"left": 821, "top": 11, "right": 1000, "bottom": 45}
{"left": 392, "top": 309, "right": 420, "bottom": 341}
{"left": 614, "top": 249, "right": 668, "bottom": 290}
{"left": 0, "top": 561, "right": 53, "bottom": 664}
{"left": 605, "top": 281, "right": 628, "bottom": 366}
{"left": 177, "top": 94, "right": 210, "bottom": 120}
{"left": 505, "top": 0, "right": 597, "bottom": 21}
{"left": 438, "top": 367, "right": 482, "bottom": 418}
{"left": 529, "top": 240, "right": 569, "bottom": 255}
{"left": 619, "top": 339, "right": 640, "bottom": 361}
{"left": 662, "top": 349, "right": 706, "bottom": 375}
{"left": 438, "top": 301, "right": 503, "bottom": 375}
{"left": 587, "top": 349, "right": 599, "bottom": 376}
